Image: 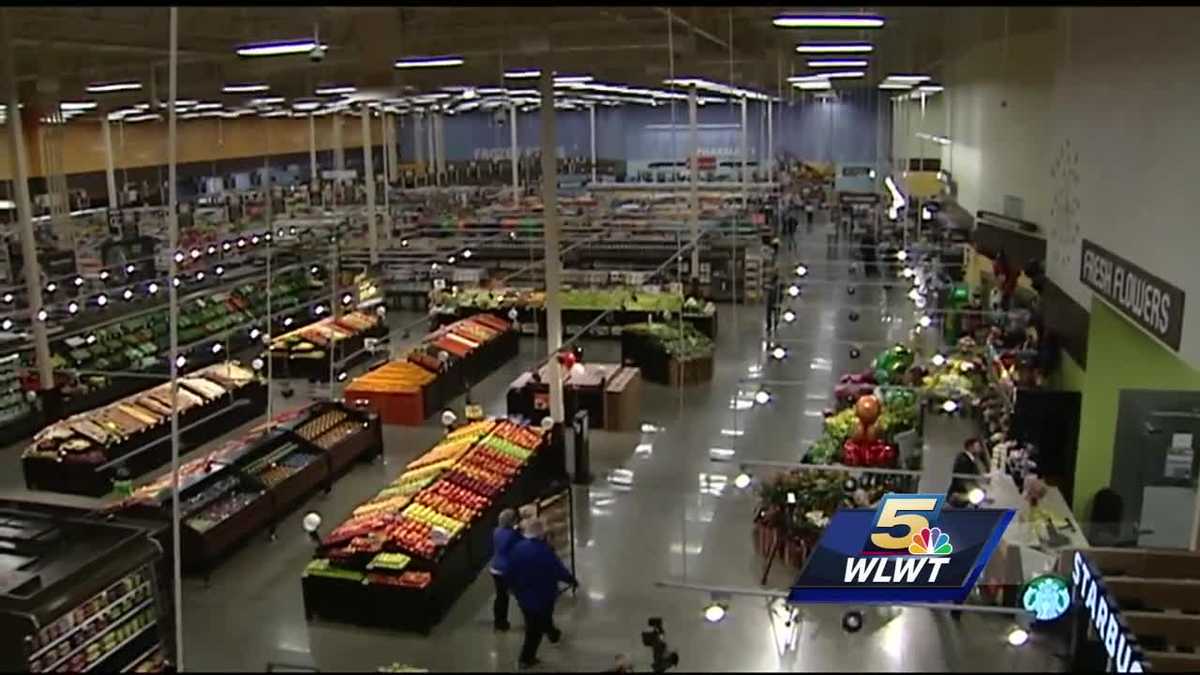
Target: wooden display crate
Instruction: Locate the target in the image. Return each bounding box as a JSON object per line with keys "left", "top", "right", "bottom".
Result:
{"left": 668, "top": 354, "right": 714, "bottom": 386}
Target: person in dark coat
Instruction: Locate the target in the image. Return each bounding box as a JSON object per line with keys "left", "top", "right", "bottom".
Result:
{"left": 489, "top": 508, "right": 522, "bottom": 631}
{"left": 765, "top": 270, "right": 781, "bottom": 336}
{"left": 509, "top": 517, "right": 578, "bottom": 669}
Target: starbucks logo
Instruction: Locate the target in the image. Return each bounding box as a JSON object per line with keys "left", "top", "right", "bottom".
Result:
{"left": 1049, "top": 139, "right": 1081, "bottom": 274}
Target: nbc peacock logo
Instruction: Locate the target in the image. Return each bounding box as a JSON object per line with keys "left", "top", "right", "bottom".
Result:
{"left": 908, "top": 527, "right": 953, "bottom": 556}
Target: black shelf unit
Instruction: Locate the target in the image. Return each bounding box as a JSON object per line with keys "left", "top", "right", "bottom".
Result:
{"left": 0, "top": 498, "right": 169, "bottom": 673}
{"left": 118, "top": 402, "right": 382, "bottom": 573}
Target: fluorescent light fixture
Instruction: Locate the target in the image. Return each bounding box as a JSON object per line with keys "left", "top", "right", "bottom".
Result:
{"left": 192, "top": 101, "right": 223, "bottom": 110}
{"left": 794, "top": 81, "right": 832, "bottom": 90}
{"left": 86, "top": 80, "right": 142, "bottom": 93}
{"left": 236, "top": 39, "right": 324, "bottom": 57}
{"left": 807, "top": 59, "right": 868, "bottom": 68}
{"left": 59, "top": 101, "right": 97, "bottom": 111}
{"left": 315, "top": 85, "right": 356, "bottom": 95}
{"left": 249, "top": 96, "right": 285, "bottom": 106}
{"left": 124, "top": 113, "right": 161, "bottom": 123}
{"left": 796, "top": 42, "right": 873, "bottom": 53}
{"left": 816, "top": 70, "right": 864, "bottom": 79}
{"left": 885, "top": 74, "right": 932, "bottom": 83}
{"left": 504, "top": 69, "right": 541, "bottom": 79}
{"left": 879, "top": 82, "right": 913, "bottom": 90}
{"left": 394, "top": 56, "right": 464, "bottom": 69}
{"left": 293, "top": 99, "right": 322, "bottom": 111}
{"left": 554, "top": 75, "right": 594, "bottom": 84}
{"left": 261, "top": 110, "right": 289, "bottom": 117}
{"left": 917, "top": 83, "right": 945, "bottom": 93}
{"left": 223, "top": 82, "right": 269, "bottom": 93}
{"left": 773, "top": 15, "right": 884, "bottom": 28}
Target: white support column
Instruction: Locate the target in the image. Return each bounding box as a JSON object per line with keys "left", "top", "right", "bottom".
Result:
{"left": 414, "top": 113, "right": 424, "bottom": 165}
{"left": 165, "top": 7, "right": 184, "bottom": 668}
{"left": 361, "top": 106, "right": 378, "bottom": 265}
{"left": 435, "top": 113, "right": 447, "bottom": 183}
{"left": 766, "top": 99, "right": 773, "bottom": 185}
{"left": 332, "top": 113, "right": 345, "bottom": 170}
{"left": 740, "top": 97, "right": 748, "bottom": 208}
{"left": 2, "top": 20, "right": 51, "bottom": 389}
{"left": 426, "top": 112, "right": 436, "bottom": 185}
{"left": 588, "top": 103, "right": 597, "bottom": 184}
{"left": 381, "top": 112, "right": 391, "bottom": 242}
{"left": 687, "top": 86, "right": 700, "bottom": 280}
{"left": 308, "top": 113, "right": 317, "bottom": 181}
{"left": 102, "top": 115, "right": 119, "bottom": 211}
{"left": 509, "top": 103, "right": 519, "bottom": 205}
{"left": 540, "top": 72, "right": 564, "bottom": 424}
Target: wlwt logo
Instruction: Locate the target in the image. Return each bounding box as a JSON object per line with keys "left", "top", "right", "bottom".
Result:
{"left": 789, "top": 494, "right": 1014, "bottom": 604}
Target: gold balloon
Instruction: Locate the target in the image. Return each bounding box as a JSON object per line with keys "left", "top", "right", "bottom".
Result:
{"left": 855, "top": 395, "right": 881, "bottom": 424}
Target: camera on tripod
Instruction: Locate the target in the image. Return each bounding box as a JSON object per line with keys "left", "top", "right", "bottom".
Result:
{"left": 640, "top": 617, "right": 679, "bottom": 672}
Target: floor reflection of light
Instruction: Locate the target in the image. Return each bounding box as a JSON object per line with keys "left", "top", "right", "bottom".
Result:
{"left": 587, "top": 590, "right": 607, "bottom": 602}
{"left": 635, "top": 442, "right": 653, "bottom": 455}
{"left": 809, "top": 359, "right": 832, "bottom": 371}
{"left": 803, "top": 409, "right": 826, "bottom": 417}
{"left": 699, "top": 473, "right": 727, "bottom": 496}
{"left": 608, "top": 468, "right": 634, "bottom": 486}
{"left": 669, "top": 542, "right": 704, "bottom": 555}
{"left": 730, "top": 397, "right": 754, "bottom": 410}
{"left": 709, "top": 447, "right": 735, "bottom": 459}
{"left": 721, "top": 428, "right": 745, "bottom": 437}
{"left": 878, "top": 611, "right": 906, "bottom": 661}
{"left": 641, "top": 423, "right": 662, "bottom": 433}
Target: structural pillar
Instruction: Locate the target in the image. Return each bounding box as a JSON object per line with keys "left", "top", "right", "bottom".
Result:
{"left": 361, "top": 106, "right": 378, "bottom": 264}
{"left": 1, "top": 16, "right": 52, "bottom": 390}
{"left": 509, "top": 103, "right": 519, "bottom": 205}
{"left": 588, "top": 103, "right": 597, "bottom": 184}
{"left": 435, "top": 112, "right": 447, "bottom": 183}
{"left": 540, "top": 72, "right": 564, "bottom": 424}
{"left": 740, "top": 97, "right": 748, "bottom": 208}
{"left": 687, "top": 86, "right": 700, "bottom": 279}
{"left": 414, "top": 113, "right": 424, "bottom": 166}
{"left": 332, "top": 113, "right": 345, "bottom": 171}
{"left": 766, "top": 99, "right": 773, "bottom": 185}
{"left": 102, "top": 115, "right": 119, "bottom": 211}
{"left": 308, "top": 113, "right": 317, "bottom": 181}
{"left": 387, "top": 112, "right": 400, "bottom": 183}
{"left": 426, "top": 112, "right": 436, "bottom": 184}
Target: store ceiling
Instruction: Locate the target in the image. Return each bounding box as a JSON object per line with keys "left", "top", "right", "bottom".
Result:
{"left": 2, "top": 6, "right": 1058, "bottom": 112}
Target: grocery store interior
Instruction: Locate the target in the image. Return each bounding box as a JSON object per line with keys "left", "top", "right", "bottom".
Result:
{"left": 0, "top": 5, "right": 1197, "bottom": 674}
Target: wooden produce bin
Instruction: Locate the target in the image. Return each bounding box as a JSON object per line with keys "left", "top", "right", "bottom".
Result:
{"left": 181, "top": 487, "right": 275, "bottom": 572}
{"left": 668, "top": 354, "right": 714, "bottom": 386}
{"left": 604, "top": 366, "right": 643, "bottom": 431}
{"left": 343, "top": 361, "right": 436, "bottom": 426}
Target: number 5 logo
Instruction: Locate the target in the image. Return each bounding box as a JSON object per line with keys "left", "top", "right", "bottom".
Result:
{"left": 868, "top": 493, "right": 946, "bottom": 550}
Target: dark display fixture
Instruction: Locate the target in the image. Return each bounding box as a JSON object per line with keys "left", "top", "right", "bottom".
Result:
{"left": 0, "top": 499, "right": 169, "bottom": 673}
{"left": 112, "top": 401, "right": 382, "bottom": 572}
{"left": 268, "top": 311, "right": 387, "bottom": 382}
{"left": 23, "top": 362, "right": 269, "bottom": 497}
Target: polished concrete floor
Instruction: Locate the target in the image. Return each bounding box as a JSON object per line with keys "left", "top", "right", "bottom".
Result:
{"left": 1, "top": 215, "right": 1066, "bottom": 672}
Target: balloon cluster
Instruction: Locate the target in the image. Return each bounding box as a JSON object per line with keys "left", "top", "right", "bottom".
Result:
{"left": 841, "top": 394, "right": 899, "bottom": 467}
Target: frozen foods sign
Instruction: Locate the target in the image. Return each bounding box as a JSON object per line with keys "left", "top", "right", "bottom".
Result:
{"left": 1080, "top": 239, "right": 1185, "bottom": 350}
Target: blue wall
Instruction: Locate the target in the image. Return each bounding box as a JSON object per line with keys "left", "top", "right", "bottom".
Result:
{"left": 398, "top": 92, "right": 890, "bottom": 166}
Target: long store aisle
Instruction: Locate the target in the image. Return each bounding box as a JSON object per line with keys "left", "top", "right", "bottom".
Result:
{"left": 15, "top": 212, "right": 1051, "bottom": 672}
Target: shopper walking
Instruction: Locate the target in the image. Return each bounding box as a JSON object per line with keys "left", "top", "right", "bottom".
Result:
{"left": 510, "top": 517, "right": 578, "bottom": 669}
{"left": 489, "top": 508, "right": 522, "bottom": 631}
{"left": 765, "top": 271, "right": 781, "bottom": 336}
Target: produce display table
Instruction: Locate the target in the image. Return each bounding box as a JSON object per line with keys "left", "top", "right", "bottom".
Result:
{"left": 620, "top": 329, "right": 714, "bottom": 386}
{"left": 432, "top": 305, "right": 718, "bottom": 340}
{"left": 23, "top": 362, "right": 269, "bottom": 497}
{"left": 301, "top": 419, "right": 566, "bottom": 633}
{"left": 114, "top": 402, "right": 382, "bottom": 573}
{"left": 346, "top": 314, "right": 518, "bottom": 426}
{"left": 269, "top": 311, "right": 388, "bottom": 382}
{"left": 506, "top": 362, "right": 642, "bottom": 431}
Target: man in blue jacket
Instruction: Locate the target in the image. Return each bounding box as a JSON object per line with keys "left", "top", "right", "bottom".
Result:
{"left": 508, "top": 517, "right": 578, "bottom": 669}
{"left": 490, "top": 508, "right": 522, "bottom": 631}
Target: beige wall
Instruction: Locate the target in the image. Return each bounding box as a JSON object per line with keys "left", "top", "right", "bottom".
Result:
{"left": 0, "top": 113, "right": 378, "bottom": 179}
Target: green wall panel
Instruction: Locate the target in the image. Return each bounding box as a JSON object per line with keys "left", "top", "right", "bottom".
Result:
{"left": 1072, "top": 298, "right": 1200, "bottom": 520}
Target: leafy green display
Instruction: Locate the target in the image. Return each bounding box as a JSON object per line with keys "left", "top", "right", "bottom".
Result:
{"left": 623, "top": 322, "right": 714, "bottom": 360}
